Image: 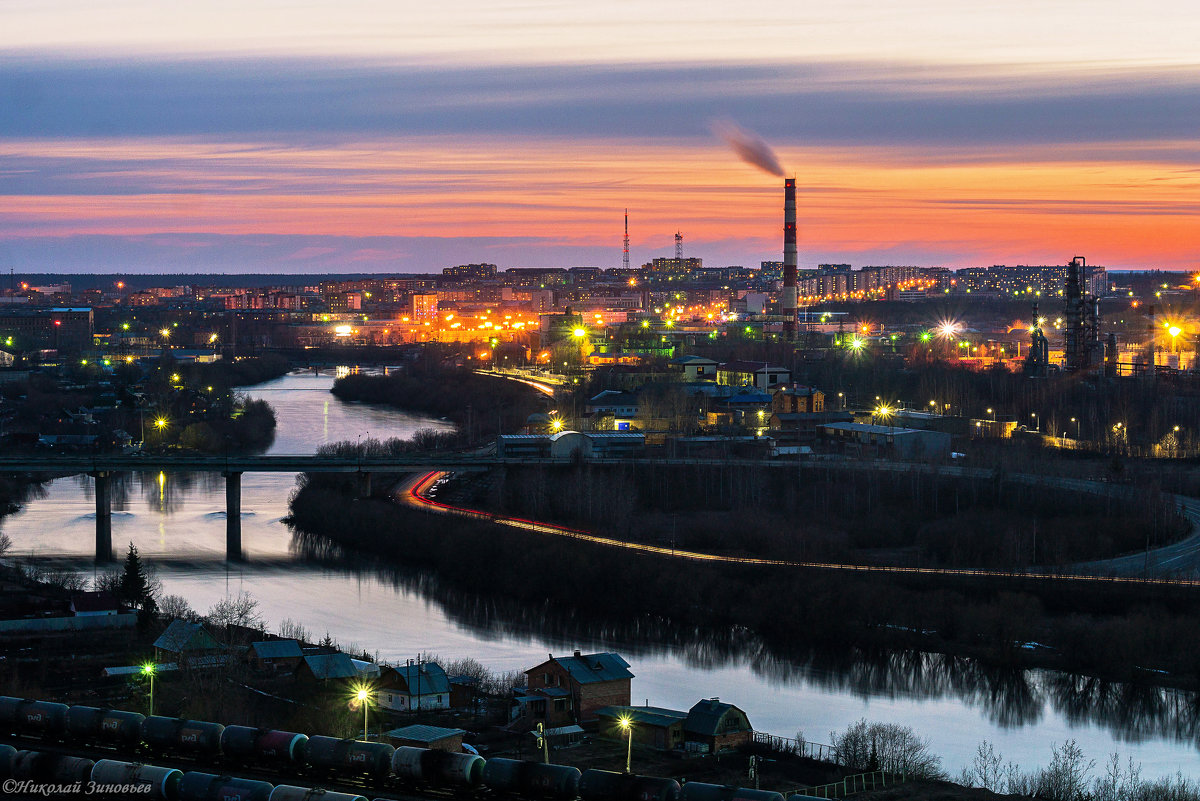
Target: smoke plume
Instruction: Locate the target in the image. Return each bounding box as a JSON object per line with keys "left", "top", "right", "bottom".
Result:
{"left": 711, "top": 119, "right": 785, "bottom": 177}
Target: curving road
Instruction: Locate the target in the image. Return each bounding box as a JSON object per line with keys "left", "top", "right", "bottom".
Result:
{"left": 398, "top": 467, "right": 1200, "bottom": 587}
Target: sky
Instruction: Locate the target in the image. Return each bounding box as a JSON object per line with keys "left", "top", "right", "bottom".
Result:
{"left": 3, "top": 1, "right": 1200, "bottom": 274}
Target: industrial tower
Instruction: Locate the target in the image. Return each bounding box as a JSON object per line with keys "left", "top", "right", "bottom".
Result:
{"left": 622, "top": 210, "right": 630, "bottom": 272}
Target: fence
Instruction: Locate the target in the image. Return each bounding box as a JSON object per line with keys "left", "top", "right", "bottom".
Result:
{"left": 750, "top": 731, "right": 839, "bottom": 763}
{"left": 791, "top": 770, "right": 907, "bottom": 798}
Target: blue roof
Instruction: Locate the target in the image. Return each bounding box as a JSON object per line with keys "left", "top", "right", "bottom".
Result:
{"left": 385, "top": 724, "right": 465, "bottom": 744}
{"left": 387, "top": 662, "right": 450, "bottom": 695}
{"left": 252, "top": 640, "right": 302, "bottom": 659}
{"left": 154, "top": 620, "right": 219, "bottom": 653}
{"left": 301, "top": 653, "right": 359, "bottom": 680}
{"left": 597, "top": 705, "right": 686, "bottom": 728}
{"left": 553, "top": 652, "right": 633, "bottom": 684}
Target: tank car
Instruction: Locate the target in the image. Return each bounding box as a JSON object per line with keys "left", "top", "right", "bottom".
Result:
{"left": 141, "top": 716, "right": 224, "bottom": 757}
{"left": 66, "top": 706, "right": 145, "bottom": 749}
{"left": 0, "top": 697, "right": 68, "bottom": 738}
{"left": 482, "top": 757, "right": 581, "bottom": 800}
{"left": 91, "top": 759, "right": 184, "bottom": 801}
{"left": 178, "top": 771, "right": 275, "bottom": 801}
{"left": 273, "top": 788, "right": 367, "bottom": 801}
{"left": 580, "top": 769, "right": 681, "bottom": 801}
{"left": 390, "top": 746, "right": 485, "bottom": 787}
{"left": 220, "top": 725, "right": 308, "bottom": 767}
{"left": 304, "top": 736, "right": 393, "bottom": 782}
{"left": 680, "top": 784, "right": 784, "bottom": 801}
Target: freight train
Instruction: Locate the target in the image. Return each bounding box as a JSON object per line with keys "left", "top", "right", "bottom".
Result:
{"left": 0, "top": 696, "right": 789, "bottom": 801}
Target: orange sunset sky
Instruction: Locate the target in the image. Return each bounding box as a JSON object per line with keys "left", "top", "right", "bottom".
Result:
{"left": 3, "top": 2, "right": 1200, "bottom": 273}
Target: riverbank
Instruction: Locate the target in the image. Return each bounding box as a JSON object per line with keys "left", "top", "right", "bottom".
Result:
{"left": 330, "top": 366, "right": 544, "bottom": 444}
{"left": 286, "top": 473, "right": 1200, "bottom": 690}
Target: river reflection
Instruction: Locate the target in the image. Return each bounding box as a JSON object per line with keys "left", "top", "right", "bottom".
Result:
{"left": 291, "top": 526, "right": 1200, "bottom": 752}
{"left": 3, "top": 370, "right": 1199, "bottom": 776}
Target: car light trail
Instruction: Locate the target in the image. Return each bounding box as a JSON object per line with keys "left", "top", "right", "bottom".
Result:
{"left": 402, "top": 471, "right": 1200, "bottom": 589}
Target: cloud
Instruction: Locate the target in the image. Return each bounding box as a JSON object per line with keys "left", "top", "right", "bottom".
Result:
{"left": 4, "top": 53, "right": 1200, "bottom": 151}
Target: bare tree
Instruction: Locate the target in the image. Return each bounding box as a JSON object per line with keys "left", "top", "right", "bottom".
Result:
{"left": 207, "top": 590, "right": 264, "bottom": 638}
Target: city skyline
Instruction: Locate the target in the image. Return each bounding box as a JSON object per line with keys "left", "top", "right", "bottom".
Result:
{"left": 4, "top": 2, "right": 1200, "bottom": 273}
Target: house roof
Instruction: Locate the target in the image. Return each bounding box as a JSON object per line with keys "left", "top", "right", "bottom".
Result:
{"left": 670, "top": 355, "right": 719, "bottom": 365}
{"left": 549, "top": 652, "right": 633, "bottom": 684}
{"left": 385, "top": 662, "right": 450, "bottom": 695}
{"left": 684, "top": 698, "right": 746, "bottom": 736}
{"left": 154, "top": 620, "right": 220, "bottom": 653}
{"left": 588, "top": 390, "right": 640, "bottom": 406}
{"left": 251, "top": 640, "right": 303, "bottom": 660}
{"left": 300, "top": 653, "right": 359, "bottom": 680}
{"left": 597, "top": 705, "right": 687, "bottom": 729}
{"left": 719, "top": 361, "right": 789, "bottom": 374}
{"left": 775, "top": 385, "right": 821, "bottom": 397}
{"left": 385, "top": 724, "right": 465, "bottom": 744}
{"left": 70, "top": 591, "right": 121, "bottom": 613}
{"left": 719, "top": 390, "right": 772, "bottom": 406}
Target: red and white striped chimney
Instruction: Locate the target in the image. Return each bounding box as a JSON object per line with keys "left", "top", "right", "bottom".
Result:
{"left": 783, "top": 178, "right": 798, "bottom": 340}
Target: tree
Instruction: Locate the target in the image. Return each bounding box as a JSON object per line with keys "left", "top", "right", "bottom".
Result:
{"left": 117, "top": 543, "right": 153, "bottom": 610}
{"left": 207, "top": 590, "right": 264, "bottom": 635}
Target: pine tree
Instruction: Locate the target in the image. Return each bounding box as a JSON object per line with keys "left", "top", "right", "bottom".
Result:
{"left": 118, "top": 542, "right": 150, "bottom": 609}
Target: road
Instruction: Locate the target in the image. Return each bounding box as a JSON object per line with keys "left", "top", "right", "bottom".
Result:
{"left": 398, "top": 465, "right": 1200, "bottom": 585}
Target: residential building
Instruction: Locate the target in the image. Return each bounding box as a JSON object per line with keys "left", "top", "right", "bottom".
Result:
{"left": 376, "top": 662, "right": 452, "bottom": 712}
{"left": 717, "top": 361, "right": 791, "bottom": 391}
{"left": 669, "top": 355, "right": 719, "bottom": 381}
{"left": 772, "top": 385, "right": 825, "bottom": 414}
{"left": 522, "top": 650, "right": 633, "bottom": 725}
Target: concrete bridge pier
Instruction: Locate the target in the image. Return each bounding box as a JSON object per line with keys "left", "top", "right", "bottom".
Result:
{"left": 92, "top": 471, "right": 112, "bottom": 563}
{"left": 225, "top": 471, "right": 243, "bottom": 561}
{"left": 356, "top": 471, "right": 372, "bottom": 499}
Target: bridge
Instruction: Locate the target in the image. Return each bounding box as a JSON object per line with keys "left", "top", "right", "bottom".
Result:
{"left": 6, "top": 454, "right": 1199, "bottom": 576}
{"left": 0, "top": 454, "right": 499, "bottom": 563}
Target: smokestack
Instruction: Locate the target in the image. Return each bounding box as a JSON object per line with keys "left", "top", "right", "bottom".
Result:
{"left": 783, "top": 178, "right": 798, "bottom": 340}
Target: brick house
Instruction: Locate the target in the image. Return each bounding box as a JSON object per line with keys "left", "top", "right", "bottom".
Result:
{"left": 772, "top": 385, "right": 825, "bottom": 414}
{"left": 522, "top": 651, "right": 633, "bottom": 725}
{"left": 683, "top": 698, "right": 752, "bottom": 752}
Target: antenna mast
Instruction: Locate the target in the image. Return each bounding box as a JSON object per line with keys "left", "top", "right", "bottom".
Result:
{"left": 622, "top": 210, "right": 630, "bottom": 272}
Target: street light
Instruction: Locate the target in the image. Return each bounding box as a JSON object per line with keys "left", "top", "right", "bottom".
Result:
{"left": 987, "top": 408, "right": 995, "bottom": 422}
{"left": 618, "top": 715, "right": 633, "bottom": 773}
{"left": 353, "top": 684, "right": 372, "bottom": 741}
{"left": 1031, "top": 412, "right": 1038, "bottom": 432}
{"left": 142, "top": 662, "right": 156, "bottom": 716}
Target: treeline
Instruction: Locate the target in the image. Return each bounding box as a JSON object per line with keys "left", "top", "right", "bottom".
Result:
{"left": 330, "top": 368, "right": 542, "bottom": 443}
{"left": 446, "top": 463, "right": 1186, "bottom": 569}
{"left": 286, "top": 479, "right": 1200, "bottom": 687}
{"left": 180, "top": 353, "right": 291, "bottom": 390}
{"left": 174, "top": 396, "right": 277, "bottom": 452}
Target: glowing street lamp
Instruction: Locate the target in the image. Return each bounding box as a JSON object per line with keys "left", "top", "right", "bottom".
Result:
{"left": 352, "top": 684, "right": 373, "bottom": 741}
{"left": 618, "top": 715, "right": 634, "bottom": 773}
{"left": 159, "top": 328, "right": 171, "bottom": 340}
{"left": 142, "top": 662, "right": 156, "bottom": 716}
{"left": 987, "top": 408, "right": 995, "bottom": 422}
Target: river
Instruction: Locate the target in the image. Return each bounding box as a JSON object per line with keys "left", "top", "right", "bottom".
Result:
{"left": 4, "top": 369, "right": 1199, "bottom": 779}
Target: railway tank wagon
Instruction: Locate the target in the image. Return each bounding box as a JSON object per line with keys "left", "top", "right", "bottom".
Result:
{"left": 305, "top": 736, "right": 393, "bottom": 783}
{"left": 390, "top": 745, "right": 485, "bottom": 788}
{"left": 680, "top": 783, "right": 785, "bottom": 801}
{"left": 179, "top": 770, "right": 276, "bottom": 801}
{"left": 580, "top": 769, "right": 682, "bottom": 801}
{"left": 220, "top": 725, "right": 309, "bottom": 768}
{"left": 0, "top": 697, "right": 69, "bottom": 739}
{"left": 482, "top": 757, "right": 581, "bottom": 799}
{"left": 66, "top": 705, "right": 145, "bottom": 749}
{"left": 91, "top": 759, "right": 184, "bottom": 801}
{"left": 142, "top": 716, "right": 225, "bottom": 757}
